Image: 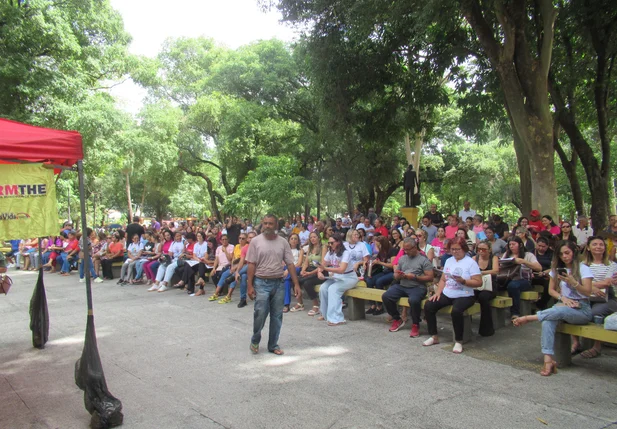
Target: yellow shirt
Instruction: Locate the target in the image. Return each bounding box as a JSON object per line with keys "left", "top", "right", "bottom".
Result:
{"left": 233, "top": 244, "right": 242, "bottom": 260}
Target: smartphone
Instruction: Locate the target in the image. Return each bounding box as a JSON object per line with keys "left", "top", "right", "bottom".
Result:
{"left": 557, "top": 268, "right": 568, "bottom": 276}
{"left": 313, "top": 261, "right": 322, "bottom": 267}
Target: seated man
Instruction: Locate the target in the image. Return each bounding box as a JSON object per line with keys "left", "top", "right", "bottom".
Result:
{"left": 382, "top": 237, "right": 435, "bottom": 337}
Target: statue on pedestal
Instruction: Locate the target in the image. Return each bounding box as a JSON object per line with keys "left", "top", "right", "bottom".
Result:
{"left": 404, "top": 164, "right": 421, "bottom": 207}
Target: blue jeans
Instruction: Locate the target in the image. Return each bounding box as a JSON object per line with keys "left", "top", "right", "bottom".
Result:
{"left": 58, "top": 253, "right": 76, "bottom": 273}
{"left": 284, "top": 267, "right": 301, "bottom": 305}
{"left": 79, "top": 257, "right": 97, "bottom": 279}
{"left": 319, "top": 274, "right": 358, "bottom": 323}
{"left": 251, "top": 277, "right": 285, "bottom": 351}
{"left": 41, "top": 251, "right": 52, "bottom": 265}
{"left": 238, "top": 265, "right": 249, "bottom": 299}
{"left": 537, "top": 302, "right": 592, "bottom": 355}
{"left": 507, "top": 279, "right": 532, "bottom": 316}
{"left": 217, "top": 267, "right": 234, "bottom": 288}
{"left": 365, "top": 271, "right": 394, "bottom": 290}
{"left": 134, "top": 259, "right": 148, "bottom": 280}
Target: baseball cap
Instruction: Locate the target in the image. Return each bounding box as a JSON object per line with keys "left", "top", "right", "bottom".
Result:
{"left": 530, "top": 210, "right": 540, "bottom": 217}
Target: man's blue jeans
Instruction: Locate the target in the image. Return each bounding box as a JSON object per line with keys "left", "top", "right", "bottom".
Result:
{"left": 79, "top": 257, "right": 97, "bottom": 279}
{"left": 237, "top": 265, "right": 249, "bottom": 299}
{"left": 251, "top": 277, "right": 285, "bottom": 352}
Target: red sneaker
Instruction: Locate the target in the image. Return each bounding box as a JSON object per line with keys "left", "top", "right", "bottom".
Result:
{"left": 410, "top": 324, "right": 420, "bottom": 337}
{"left": 389, "top": 319, "right": 405, "bottom": 332}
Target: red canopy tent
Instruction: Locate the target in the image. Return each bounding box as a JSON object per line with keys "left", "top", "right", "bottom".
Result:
{"left": 0, "top": 118, "right": 123, "bottom": 427}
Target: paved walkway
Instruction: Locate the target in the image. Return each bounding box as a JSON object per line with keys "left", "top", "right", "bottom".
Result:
{"left": 1, "top": 269, "right": 616, "bottom": 429}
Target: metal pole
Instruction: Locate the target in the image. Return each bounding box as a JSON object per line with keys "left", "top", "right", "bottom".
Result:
{"left": 67, "top": 182, "right": 71, "bottom": 223}
{"left": 77, "top": 161, "right": 93, "bottom": 311}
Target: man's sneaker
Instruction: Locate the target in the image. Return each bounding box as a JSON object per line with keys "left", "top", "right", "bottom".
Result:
{"left": 410, "top": 324, "right": 420, "bottom": 338}
{"left": 94, "top": 277, "right": 104, "bottom": 283}
{"left": 157, "top": 285, "right": 169, "bottom": 292}
{"left": 237, "top": 299, "right": 247, "bottom": 308}
{"left": 79, "top": 278, "right": 85, "bottom": 283}
{"left": 389, "top": 319, "right": 405, "bottom": 332}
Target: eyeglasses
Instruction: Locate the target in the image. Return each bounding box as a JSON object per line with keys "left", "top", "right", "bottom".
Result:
{"left": 562, "top": 225, "right": 571, "bottom": 229}
{"left": 450, "top": 247, "right": 463, "bottom": 251}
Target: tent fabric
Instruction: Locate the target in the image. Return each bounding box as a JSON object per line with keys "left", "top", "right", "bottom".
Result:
{"left": 0, "top": 118, "right": 83, "bottom": 167}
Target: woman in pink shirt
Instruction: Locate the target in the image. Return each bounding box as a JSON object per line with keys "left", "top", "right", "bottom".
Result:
{"left": 542, "top": 215, "right": 561, "bottom": 236}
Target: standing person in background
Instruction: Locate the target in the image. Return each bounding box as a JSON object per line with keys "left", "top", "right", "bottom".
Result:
{"left": 226, "top": 216, "right": 242, "bottom": 246}
{"left": 247, "top": 214, "right": 301, "bottom": 356}
{"left": 573, "top": 216, "right": 593, "bottom": 250}
{"left": 444, "top": 215, "right": 459, "bottom": 240}
{"left": 125, "top": 216, "right": 145, "bottom": 242}
{"left": 151, "top": 217, "right": 161, "bottom": 232}
{"left": 458, "top": 201, "right": 476, "bottom": 223}
{"left": 424, "top": 204, "right": 444, "bottom": 227}
{"left": 367, "top": 208, "right": 377, "bottom": 226}
{"left": 527, "top": 210, "right": 544, "bottom": 238}
{"left": 341, "top": 212, "right": 352, "bottom": 234}
{"left": 373, "top": 217, "right": 389, "bottom": 238}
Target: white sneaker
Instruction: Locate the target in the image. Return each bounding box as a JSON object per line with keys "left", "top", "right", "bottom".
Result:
{"left": 7, "top": 263, "right": 15, "bottom": 268}
{"left": 157, "top": 285, "right": 169, "bottom": 292}
{"left": 147, "top": 285, "right": 159, "bottom": 292}
{"left": 79, "top": 278, "right": 85, "bottom": 283}
{"left": 94, "top": 277, "right": 103, "bottom": 283}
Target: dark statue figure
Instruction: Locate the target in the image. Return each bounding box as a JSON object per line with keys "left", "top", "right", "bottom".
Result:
{"left": 404, "top": 164, "right": 421, "bottom": 207}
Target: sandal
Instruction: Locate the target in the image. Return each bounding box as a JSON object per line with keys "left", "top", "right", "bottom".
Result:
{"left": 580, "top": 348, "right": 600, "bottom": 359}
{"left": 218, "top": 296, "right": 232, "bottom": 304}
{"left": 571, "top": 345, "right": 583, "bottom": 356}
{"left": 540, "top": 360, "right": 558, "bottom": 376}
{"left": 327, "top": 321, "right": 346, "bottom": 326}
{"left": 270, "top": 348, "right": 284, "bottom": 355}
{"left": 208, "top": 294, "right": 219, "bottom": 301}
{"left": 307, "top": 306, "right": 320, "bottom": 316}
{"left": 317, "top": 315, "right": 325, "bottom": 321}
{"left": 173, "top": 281, "right": 184, "bottom": 288}
{"left": 289, "top": 303, "right": 305, "bottom": 312}
{"left": 283, "top": 305, "right": 289, "bottom": 313}
{"left": 250, "top": 343, "right": 259, "bottom": 354}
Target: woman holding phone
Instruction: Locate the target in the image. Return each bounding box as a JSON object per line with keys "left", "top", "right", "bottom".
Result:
{"left": 512, "top": 240, "right": 593, "bottom": 376}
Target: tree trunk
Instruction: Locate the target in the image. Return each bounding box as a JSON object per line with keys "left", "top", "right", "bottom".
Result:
{"left": 345, "top": 181, "right": 354, "bottom": 214}
{"left": 125, "top": 171, "right": 133, "bottom": 221}
{"left": 316, "top": 186, "right": 321, "bottom": 221}
{"left": 511, "top": 123, "right": 531, "bottom": 215}
{"left": 553, "top": 123, "right": 585, "bottom": 217}
{"left": 375, "top": 182, "right": 402, "bottom": 214}
{"left": 178, "top": 166, "right": 222, "bottom": 220}
{"left": 140, "top": 184, "right": 147, "bottom": 218}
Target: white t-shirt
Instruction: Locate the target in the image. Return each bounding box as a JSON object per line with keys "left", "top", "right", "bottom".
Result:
{"left": 458, "top": 209, "right": 476, "bottom": 221}
{"left": 291, "top": 248, "right": 301, "bottom": 265}
{"left": 356, "top": 224, "right": 374, "bottom": 233}
{"left": 127, "top": 242, "right": 143, "bottom": 259}
{"left": 193, "top": 241, "right": 209, "bottom": 259}
{"left": 324, "top": 249, "right": 355, "bottom": 278}
{"left": 169, "top": 241, "right": 185, "bottom": 259}
{"left": 344, "top": 241, "right": 369, "bottom": 270}
{"left": 549, "top": 263, "right": 594, "bottom": 301}
{"left": 299, "top": 230, "right": 310, "bottom": 246}
{"left": 573, "top": 226, "right": 594, "bottom": 247}
{"left": 442, "top": 255, "right": 481, "bottom": 298}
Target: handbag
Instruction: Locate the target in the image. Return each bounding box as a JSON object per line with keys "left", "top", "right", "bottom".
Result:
{"left": 496, "top": 259, "right": 521, "bottom": 286}
{"left": 477, "top": 274, "right": 493, "bottom": 292}
{"left": 605, "top": 313, "right": 617, "bottom": 331}
{"left": 1, "top": 274, "right": 13, "bottom": 294}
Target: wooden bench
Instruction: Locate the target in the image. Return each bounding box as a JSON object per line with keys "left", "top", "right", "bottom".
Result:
{"left": 496, "top": 290, "right": 539, "bottom": 315}
{"left": 322, "top": 283, "right": 512, "bottom": 343}
{"left": 554, "top": 323, "right": 617, "bottom": 366}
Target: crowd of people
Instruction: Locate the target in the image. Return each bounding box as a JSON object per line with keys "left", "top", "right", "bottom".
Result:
{"left": 3, "top": 203, "right": 616, "bottom": 375}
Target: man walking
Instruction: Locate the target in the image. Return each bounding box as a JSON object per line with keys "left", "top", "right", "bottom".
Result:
{"left": 247, "top": 214, "right": 301, "bottom": 355}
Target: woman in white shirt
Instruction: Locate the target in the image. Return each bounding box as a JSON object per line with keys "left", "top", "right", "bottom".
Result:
{"left": 513, "top": 241, "right": 593, "bottom": 376}
{"left": 573, "top": 237, "right": 617, "bottom": 358}
{"left": 423, "top": 237, "right": 482, "bottom": 354}
{"left": 119, "top": 234, "right": 143, "bottom": 285}
{"left": 317, "top": 233, "right": 358, "bottom": 325}
{"left": 283, "top": 233, "right": 304, "bottom": 312}
{"left": 501, "top": 237, "right": 542, "bottom": 319}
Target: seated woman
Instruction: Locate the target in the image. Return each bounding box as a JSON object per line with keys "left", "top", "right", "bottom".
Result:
{"left": 317, "top": 233, "right": 358, "bottom": 326}
{"left": 193, "top": 236, "right": 218, "bottom": 296}
{"left": 119, "top": 233, "right": 144, "bottom": 285}
{"left": 541, "top": 215, "right": 561, "bottom": 237}
{"left": 291, "top": 232, "right": 326, "bottom": 314}
{"left": 416, "top": 230, "right": 435, "bottom": 263}
{"left": 57, "top": 231, "right": 80, "bottom": 276}
{"left": 172, "top": 232, "right": 197, "bottom": 289}
{"left": 572, "top": 236, "right": 617, "bottom": 358}
{"left": 456, "top": 228, "right": 475, "bottom": 254}
{"left": 501, "top": 236, "right": 542, "bottom": 319}
{"left": 430, "top": 226, "right": 447, "bottom": 262}
{"left": 42, "top": 235, "right": 63, "bottom": 272}
{"left": 515, "top": 227, "right": 535, "bottom": 253}
{"left": 390, "top": 228, "right": 403, "bottom": 253}
{"left": 423, "top": 237, "right": 482, "bottom": 353}
{"left": 78, "top": 228, "right": 103, "bottom": 283}
{"left": 29, "top": 237, "right": 48, "bottom": 271}
{"left": 283, "top": 233, "right": 304, "bottom": 312}
{"left": 512, "top": 217, "right": 529, "bottom": 236}
{"left": 473, "top": 240, "right": 499, "bottom": 336}
{"left": 556, "top": 221, "right": 577, "bottom": 244}
{"left": 92, "top": 232, "right": 108, "bottom": 277}
{"left": 101, "top": 232, "right": 125, "bottom": 280}
{"left": 533, "top": 236, "right": 554, "bottom": 310}
{"left": 133, "top": 231, "right": 156, "bottom": 283}
{"left": 180, "top": 231, "right": 209, "bottom": 294}
{"left": 144, "top": 231, "right": 168, "bottom": 286}
{"left": 365, "top": 236, "right": 396, "bottom": 315}
{"left": 151, "top": 231, "right": 185, "bottom": 292}
{"left": 513, "top": 240, "right": 593, "bottom": 376}
{"left": 206, "top": 235, "right": 234, "bottom": 300}
{"left": 214, "top": 233, "right": 248, "bottom": 303}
